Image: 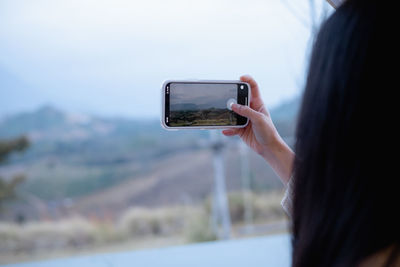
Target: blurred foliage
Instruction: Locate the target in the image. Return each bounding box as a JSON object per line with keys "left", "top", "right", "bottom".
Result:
{"left": 119, "top": 207, "right": 186, "bottom": 238}
{"left": 204, "top": 191, "right": 286, "bottom": 225}
{"left": 0, "top": 136, "right": 29, "bottom": 163}
{"left": 184, "top": 211, "right": 217, "bottom": 243}
{"left": 0, "top": 136, "right": 29, "bottom": 207}
{"left": 0, "top": 175, "right": 26, "bottom": 202}
{"left": 0, "top": 191, "right": 286, "bottom": 260}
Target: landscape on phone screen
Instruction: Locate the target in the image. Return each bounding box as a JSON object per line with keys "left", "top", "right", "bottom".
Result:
{"left": 169, "top": 83, "right": 238, "bottom": 126}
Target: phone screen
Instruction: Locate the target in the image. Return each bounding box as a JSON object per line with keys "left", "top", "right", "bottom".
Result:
{"left": 165, "top": 82, "right": 248, "bottom": 127}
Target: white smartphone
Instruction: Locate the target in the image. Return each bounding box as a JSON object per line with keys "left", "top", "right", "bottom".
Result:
{"left": 161, "top": 80, "right": 251, "bottom": 130}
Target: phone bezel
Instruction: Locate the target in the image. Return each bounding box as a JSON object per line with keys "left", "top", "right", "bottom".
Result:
{"left": 161, "top": 80, "right": 251, "bottom": 130}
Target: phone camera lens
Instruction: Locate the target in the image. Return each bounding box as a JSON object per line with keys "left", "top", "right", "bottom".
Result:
{"left": 240, "top": 85, "right": 244, "bottom": 89}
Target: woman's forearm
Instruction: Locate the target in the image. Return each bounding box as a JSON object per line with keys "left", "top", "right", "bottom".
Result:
{"left": 260, "top": 136, "right": 294, "bottom": 185}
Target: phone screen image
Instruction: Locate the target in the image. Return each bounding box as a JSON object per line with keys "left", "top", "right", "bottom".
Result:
{"left": 165, "top": 82, "right": 248, "bottom": 127}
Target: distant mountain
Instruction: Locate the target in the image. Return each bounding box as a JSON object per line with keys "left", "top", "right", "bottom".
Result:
{"left": 270, "top": 96, "right": 301, "bottom": 121}
{"left": 170, "top": 103, "right": 199, "bottom": 111}
{"left": 0, "top": 95, "right": 300, "bottom": 141}
{"left": 170, "top": 99, "right": 228, "bottom": 111}
{"left": 0, "top": 105, "right": 162, "bottom": 142}
{"left": 269, "top": 96, "right": 300, "bottom": 137}
{"left": 0, "top": 105, "right": 66, "bottom": 138}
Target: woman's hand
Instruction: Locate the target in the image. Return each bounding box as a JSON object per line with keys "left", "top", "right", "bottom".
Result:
{"left": 222, "top": 75, "right": 295, "bottom": 184}
{"left": 222, "top": 75, "right": 280, "bottom": 156}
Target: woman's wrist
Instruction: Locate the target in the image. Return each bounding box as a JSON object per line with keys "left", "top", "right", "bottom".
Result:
{"left": 259, "top": 132, "right": 285, "bottom": 159}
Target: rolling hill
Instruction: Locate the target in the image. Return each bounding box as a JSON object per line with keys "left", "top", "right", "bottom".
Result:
{"left": 0, "top": 98, "right": 298, "bottom": 221}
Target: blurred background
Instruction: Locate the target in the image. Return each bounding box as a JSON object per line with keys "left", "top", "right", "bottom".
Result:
{"left": 0, "top": 0, "right": 332, "bottom": 264}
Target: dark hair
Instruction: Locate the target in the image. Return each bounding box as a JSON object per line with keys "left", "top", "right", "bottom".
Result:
{"left": 292, "top": 0, "right": 399, "bottom": 266}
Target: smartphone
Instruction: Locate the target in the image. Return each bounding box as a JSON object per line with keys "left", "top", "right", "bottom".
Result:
{"left": 161, "top": 80, "right": 251, "bottom": 129}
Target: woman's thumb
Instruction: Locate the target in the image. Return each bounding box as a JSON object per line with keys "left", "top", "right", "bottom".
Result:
{"left": 231, "top": 103, "right": 261, "bottom": 121}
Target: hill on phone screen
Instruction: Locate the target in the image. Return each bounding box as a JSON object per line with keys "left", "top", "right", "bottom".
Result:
{"left": 169, "top": 108, "right": 237, "bottom": 126}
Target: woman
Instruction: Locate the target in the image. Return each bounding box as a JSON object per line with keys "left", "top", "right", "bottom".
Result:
{"left": 223, "top": 0, "right": 399, "bottom": 266}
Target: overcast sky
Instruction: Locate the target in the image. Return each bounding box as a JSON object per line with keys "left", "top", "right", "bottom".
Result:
{"left": 170, "top": 83, "right": 237, "bottom": 109}
{"left": 0, "top": 0, "right": 330, "bottom": 118}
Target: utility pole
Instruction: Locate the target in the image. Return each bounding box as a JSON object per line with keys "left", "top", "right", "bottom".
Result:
{"left": 239, "top": 141, "right": 254, "bottom": 234}
{"left": 210, "top": 130, "right": 231, "bottom": 240}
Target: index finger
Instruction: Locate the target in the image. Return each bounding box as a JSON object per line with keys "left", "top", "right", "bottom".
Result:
{"left": 240, "top": 74, "right": 261, "bottom": 99}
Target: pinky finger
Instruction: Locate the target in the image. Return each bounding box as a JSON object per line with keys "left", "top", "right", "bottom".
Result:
{"left": 222, "top": 129, "right": 240, "bottom": 136}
